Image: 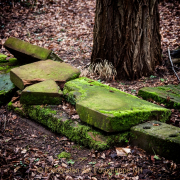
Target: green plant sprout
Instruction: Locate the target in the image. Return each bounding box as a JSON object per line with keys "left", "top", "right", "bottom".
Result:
{"left": 152, "top": 147, "right": 161, "bottom": 160}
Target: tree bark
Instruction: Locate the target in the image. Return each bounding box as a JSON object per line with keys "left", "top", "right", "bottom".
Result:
{"left": 91, "top": 0, "right": 161, "bottom": 80}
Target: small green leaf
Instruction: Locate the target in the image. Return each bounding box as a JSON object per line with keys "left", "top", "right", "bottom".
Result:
{"left": 67, "top": 159, "right": 75, "bottom": 165}
{"left": 150, "top": 75, "right": 156, "bottom": 79}
{"left": 160, "top": 78, "right": 165, "bottom": 82}
{"left": 154, "top": 155, "right": 161, "bottom": 160}
{"left": 88, "top": 161, "right": 96, "bottom": 165}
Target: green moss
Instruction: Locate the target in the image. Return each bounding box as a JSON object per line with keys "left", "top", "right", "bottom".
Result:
{"left": 20, "top": 93, "right": 62, "bottom": 105}
{"left": 0, "top": 54, "right": 7, "bottom": 62}
{"left": 4, "top": 37, "right": 52, "bottom": 60}
{"left": 8, "top": 102, "right": 129, "bottom": 150}
{"left": 65, "top": 77, "right": 171, "bottom": 132}
{"left": 138, "top": 86, "right": 180, "bottom": 109}
{"left": 8, "top": 58, "right": 18, "bottom": 64}
{"left": 57, "top": 152, "right": 71, "bottom": 159}
{"left": 7, "top": 101, "right": 13, "bottom": 110}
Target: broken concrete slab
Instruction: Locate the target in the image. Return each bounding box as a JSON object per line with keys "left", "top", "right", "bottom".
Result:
{"left": 131, "top": 121, "right": 180, "bottom": 163}
{"left": 8, "top": 102, "right": 129, "bottom": 150}
{"left": 10, "top": 60, "right": 80, "bottom": 90}
{"left": 4, "top": 37, "right": 62, "bottom": 64}
{"left": 63, "top": 77, "right": 171, "bottom": 132}
{"left": 0, "top": 73, "right": 16, "bottom": 106}
{"left": 20, "top": 80, "right": 63, "bottom": 105}
{"left": 138, "top": 85, "right": 180, "bottom": 108}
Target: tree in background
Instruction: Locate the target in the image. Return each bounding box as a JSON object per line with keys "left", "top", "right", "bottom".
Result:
{"left": 91, "top": 0, "right": 161, "bottom": 80}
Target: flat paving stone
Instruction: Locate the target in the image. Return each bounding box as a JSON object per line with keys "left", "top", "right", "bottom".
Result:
{"left": 20, "top": 80, "right": 63, "bottom": 105}
{"left": 63, "top": 77, "right": 171, "bottom": 132}
{"left": 10, "top": 60, "right": 80, "bottom": 90}
{"left": 138, "top": 85, "right": 180, "bottom": 108}
{"left": 131, "top": 121, "right": 180, "bottom": 163}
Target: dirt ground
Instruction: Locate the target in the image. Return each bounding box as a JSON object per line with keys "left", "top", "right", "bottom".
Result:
{"left": 1, "top": 0, "right": 180, "bottom": 179}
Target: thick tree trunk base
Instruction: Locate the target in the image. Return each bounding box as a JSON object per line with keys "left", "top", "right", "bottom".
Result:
{"left": 91, "top": 0, "right": 161, "bottom": 80}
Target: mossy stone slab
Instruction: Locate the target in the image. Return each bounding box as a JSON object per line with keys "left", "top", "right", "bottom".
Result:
{"left": 10, "top": 60, "right": 80, "bottom": 90}
{"left": 138, "top": 85, "right": 180, "bottom": 108}
{"left": 63, "top": 77, "right": 171, "bottom": 132}
{"left": 4, "top": 37, "right": 52, "bottom": 63}
{"left": 8, "top": 102, "right": 129, "bottom": 150}
{"left": 131, "top": 121, "right": 180, "bottom": 163}
{"left": 0, "top": 73, "right": 16, "bottom": 106}
{"left": 20, "top": 80, "right": 63, "bottom": 105}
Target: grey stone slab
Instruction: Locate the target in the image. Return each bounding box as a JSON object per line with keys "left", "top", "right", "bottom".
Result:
{"left": 131, "top": 121, "right": 180, "bottom": 162}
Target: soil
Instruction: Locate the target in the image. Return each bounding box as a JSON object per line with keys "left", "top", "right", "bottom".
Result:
{"left": 0, "top": 0, "right": 180, "bottom": 179}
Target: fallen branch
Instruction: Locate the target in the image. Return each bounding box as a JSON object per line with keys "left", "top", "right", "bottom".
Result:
{"left": 168, "top": 47, "right": 180, "bottom": 82}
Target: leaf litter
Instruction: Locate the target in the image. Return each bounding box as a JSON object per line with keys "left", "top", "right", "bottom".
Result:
{"left": 0, "top": 0, "right": 180, "bottom": 179}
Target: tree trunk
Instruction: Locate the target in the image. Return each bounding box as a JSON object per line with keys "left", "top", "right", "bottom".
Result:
{"left": 91, "top": 0, "right": 161, "bottom": 80}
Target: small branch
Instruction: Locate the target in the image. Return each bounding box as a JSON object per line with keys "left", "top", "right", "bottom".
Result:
{"left": 4, "top": 115, "right": 6, "bottom": 130}
{"left": 168, "top": 47, "right": 180, "bottom": 82}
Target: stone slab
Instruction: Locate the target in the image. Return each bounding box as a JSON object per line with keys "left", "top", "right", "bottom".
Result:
{"left": 63, "top": 77, "right": 171, "bottom": 132}
{"left": 4, "top": 37, "right": 63, "bottom": 64}
{"left": 131, "top": 121, "right": 180, "bottom": 163}
{"left": 8, "top": 102, "right": 129, "bottom": 150}
{"left": 10, "top": 60, "right": 80, "bottom": 90}
{"left": 20, "top": 80, "right": 63, "bottom": 105}
{"left": 138, "top": 85, "right": 180, "bottom": 108}
{"left": 0, "top": 73, "right": 16, "bottom": 106}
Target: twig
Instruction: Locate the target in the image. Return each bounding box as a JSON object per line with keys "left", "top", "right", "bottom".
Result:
{"left": 168, "top": 47, "right": 180, "bottom": 82}
{"left": 4, "top": 115, "right": 6, "bottom": 130}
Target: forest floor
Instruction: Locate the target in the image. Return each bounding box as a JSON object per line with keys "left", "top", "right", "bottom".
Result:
{"left": 0, "top": 0, "right": 180, "bottom": 179}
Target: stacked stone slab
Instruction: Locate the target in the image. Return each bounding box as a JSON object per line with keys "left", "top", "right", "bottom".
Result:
{"left": 20, "top": 80, "right": 63, "bottom": 105}
{"left": 63, "top": 77, "right": 171, "bottom": 132}
{"left": 4, "top": 37, "right": 62, "bottom": 64}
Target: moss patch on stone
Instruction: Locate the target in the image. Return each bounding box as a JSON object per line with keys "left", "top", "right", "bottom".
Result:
{"left": 20, "top": 80, "right": 63, "bottom": 105}
{"left": 8, "top": 102, "right": 129, "bottom": 150}
{"left": 138, "top": 85, "right": 180, "bottom": 108}
{"left": 10, "top": 60, "right": 80, "bottom": 90}
{"left": 0, "top": 53, "right": 7, "bottom": 62}
{"left": 131, "top": 121, "right": 180, "bottom": 163}
{"left": 63, "top": 77, "right": 171, "bottom": 132}
{"left": 4, "top": 37, "right": 52, "bottom": 63}
{"left": 0, "top": 56, "right": 19, "bottom": 74}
